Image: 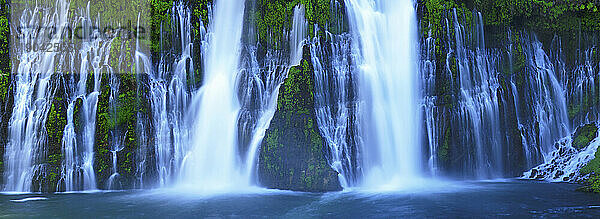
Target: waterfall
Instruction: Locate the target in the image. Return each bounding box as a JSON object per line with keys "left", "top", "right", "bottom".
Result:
{"left": 345, "top": 0, "right": 422, "bottom": 187}
{"left": 59, "top": 3, "right": 113, "bottom": 191}
{"left": 134, "top": 35, "right": 155, "bottom": 189}
{"left": 144, "top": 3, "right": 194, "bottom": 187}
{"left": 237, "top": 4, "right": 314, "bottom": 185}
{"left": 517, "top": 34, "right": 571, "bottom": 165}
{"left": 106, "top": 72, "right": 123, "bottom": 190}
{"left": 3, "top": 0, "right": 71, "bottom": 192}
{"left": 523, "top": 132, "right": 600, "bottom": 182}
{"left": 178, "top": 0, "right": 307, "bottom": 190}
{"left": 179, "top": 0, "right": 246, "bottom": 190}
{"left": 311, "top": 31, "right": 361, "bottom": 187}
{"left": 5, "top": 0, "right": 120, "bottom": 192}
{"left": 421, "top": 25, "right": 441, "bottom": 176}
{"left": 3, "top": 0, "right": 595, "bottom": 194}
{"left": 452, "top": 10, "right": 504, "bottom": 178}
{"left": 567, "top": 42, "right": 599, "bottom": 128}
{"left": 290, "top": 5, "right": 308, "bottom": 66}
{"left": 132, "top": 0, "right": 297, "bottom": 190}
{"left": 421, "top": 8, "right": 573, "bottom": 178}
{"left": 519, "top": 35, "right": 598, "bottom": 180}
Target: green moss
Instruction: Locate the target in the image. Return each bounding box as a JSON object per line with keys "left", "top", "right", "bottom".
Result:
{"left": 46, "top": 99, "right": 68, "bottom": 143}
{"left": 277, "top": 60, "right": 314, "bottom": 112}
{"left": 262, "top": 128, "right": 283, "bottom": 178}
{"left": 500, "top": 32, "right": 526, "bottom": 76}
{"left": 513, "top": 33, "right": 526, "bottom": 73}
{"left": 94, "top": 68, "right": 139, "bottom": 187}
{"left": 47, "top": 154, "right": 63, "bottom": 186}
{"left": 95, "top": 73, "right": 112, "bottom": 185}
{"left": 116, "top": 71, "right": 138, "bottom": 180}
{"left": 476, "top": 0, "right": 600, "bottom": 32}
{"left": 420, "top": 0, "right": 465, "bottom": 39}
{"left": 0, "top": 0, "right": 9, "bottom": 107}
{"left": 580, "top": 148, "right": 600, "bottom": 193}
{"left": 72, "top": 98, "right": 83, "bottom": 132}
{"left": 119, "top": 152, "right": 133, "bottom": 174}
{"left": 44, "top": 93, "right": 68, "bottom": 192}
{"left": 150, "top": 0, "right": 174, "bottom": 54}
{"left": 438, "top": 127, "right": 451, "bottom": 162}
{"left": 568, "top": 93, "right": 597, "bottom": 120}
{"left": 572, "top": 124, "right": 598, "bottom": 150}
{"left": 254, "top": 0, "right": 333, "bottom": 50}
{"left": 191, "top": 0, "right": 212, "bottom": 27}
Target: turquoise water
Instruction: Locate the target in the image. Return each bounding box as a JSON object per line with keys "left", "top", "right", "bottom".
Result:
{"left": 2, "top": 180, "right": 600, "bottom": 218}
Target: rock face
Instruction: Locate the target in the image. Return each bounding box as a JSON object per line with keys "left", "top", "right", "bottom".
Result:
{"left": 258, "top": 47, "right": 342, "bottom": 192}
{"left": 573, "top": 124, "right": 599, "bottom": 150}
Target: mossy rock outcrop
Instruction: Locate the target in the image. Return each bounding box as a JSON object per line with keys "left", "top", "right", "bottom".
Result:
{"left": 258, "top": 46, "right": 342, "bottom": 192}
{"left": 0, "top": 0, "right": 11, "bottom": 186}
{"left": 572, "top": 124, "right": 599, "bottom": 150}
{"left": 39, "top": 74, "right": 69, "bottom": 192}
{"left": 578, "top": 124, "right": 600, "bottom": 192}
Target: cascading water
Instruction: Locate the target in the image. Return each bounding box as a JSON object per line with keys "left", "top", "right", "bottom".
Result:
{"left": 421, "top": 25, "right": 442, "bottom": 176}
{"left": 132, "top": 0, "right": 300, "bottom": 190}
{"left": 3, "top": 0, "right": 596, "bottom": 195}
{"left": 567, "top": 43, "right": 599, "bottom": 128}
{"left": 179, "top": 0, "right": 246, "bottom": 190}
{"left": 59, "top": 4, "right": 113, "bottom": 191}
{"left": 516, "top": 34, "right": 571, "bottom": 166}
{"left": 311, "top": 30, "right": 361, "bottom": 187}
{"left": 179, "top": 0, "right": 309, "bottom": 190}
{"left": 3, "top": 0, "right": 70, "bottom": 192}
{"left": 145, "top": 3, "right": 194, "bottom": 187}
{"left": 290, "top": 5, "right": 308, "bottom": 66}
{"left": 421, "top": 9, "right": 574, "bottom": 178}
{"left": 452, "top": 10, "right": 504, "bottom": 178}
{"left": 523, "top": 131, "right": 600, "bottom": 182}
{"left": 520, "top": 36, "right": 599, "bottom": 181}
{"left": 237, "top": 4, "right": 315, "bottom": 185}
{"left": 345, "top": 0, "right": 422, "bottom": 187}
{"left": 106, "top": 72, "right": 123, "bottom": 190}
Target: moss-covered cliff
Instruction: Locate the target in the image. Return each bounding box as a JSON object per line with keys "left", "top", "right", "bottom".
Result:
{"left": 95, "top": 36, "right": 141, "bottom": 189}
{"left": 41, "top": 75, "right": 69, "bottom": 192}
{"left": 0, "top": 0, "right": 10, "bottom": 187}
{"left": 252, "top": 0, "right": 336, "bottom": 47}
{"left": 259, "top": 46, "right": 342, "bottom": 192}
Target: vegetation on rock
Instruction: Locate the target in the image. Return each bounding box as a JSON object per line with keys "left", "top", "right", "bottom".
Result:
{"left": 0, "top": 0, "right": 10, "bottom": 186}
{"left": 259, "top": 46, "right": 342, "bottom": 192}
{"left": 578, "top": 124, "right": 600, "bottom": 192}
{"left": 42, "top": 75, "right": 69, "bottom": 192}
{"left": 573, "top": 124, "right": 599, "bottom": 150}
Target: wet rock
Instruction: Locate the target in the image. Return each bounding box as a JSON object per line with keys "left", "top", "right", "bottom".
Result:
{"left": 530, "top": 169, "right": 538, "bottom": 178}
{"left": 258, "top": 46, "right": 342, "bottom": 192}
{"left": 555, "top": 170, "right": 564, "bottom": 179}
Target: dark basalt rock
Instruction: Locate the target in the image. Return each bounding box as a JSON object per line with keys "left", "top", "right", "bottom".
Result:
{"left": 258, "top": 46, "right": 342, "bottom": 192}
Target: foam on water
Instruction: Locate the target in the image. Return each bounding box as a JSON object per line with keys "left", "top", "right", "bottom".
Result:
{"left": 10, "top": 197, "right": 48, "bottom": 202}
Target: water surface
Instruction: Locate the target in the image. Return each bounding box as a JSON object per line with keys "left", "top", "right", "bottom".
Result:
{"left": 2, "top": 180, "right": 600, "bottom": 218}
